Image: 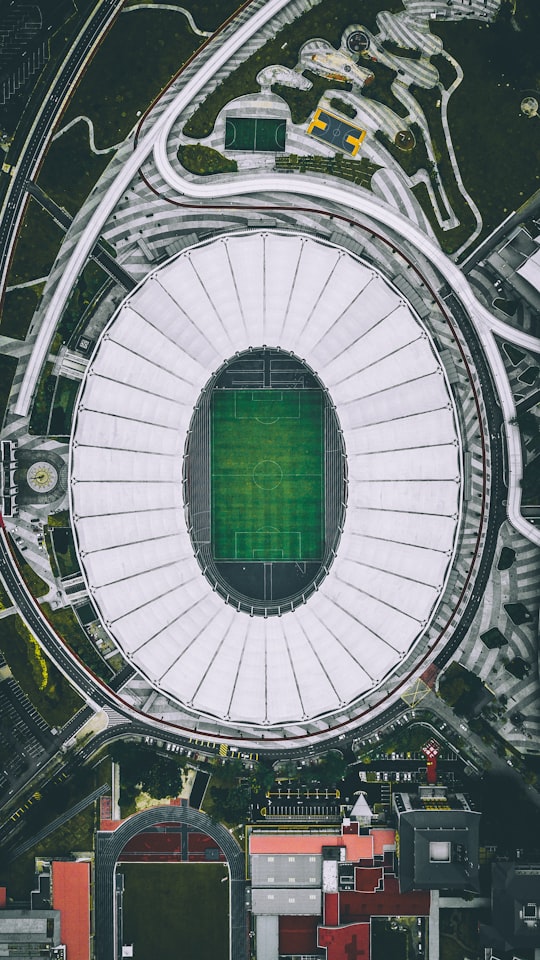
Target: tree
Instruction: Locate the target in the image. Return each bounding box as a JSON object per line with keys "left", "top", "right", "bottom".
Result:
{"left": 316, "top": 750, "right": 347, "bottom": 787}
{"left": 208, "top": 784, "right": 250, "bottom": 824}
{"left": 139, "top": 755, "right": 186, "bottom": 799}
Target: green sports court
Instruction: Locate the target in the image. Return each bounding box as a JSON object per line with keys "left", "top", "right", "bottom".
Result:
{"left": 224, "top": 116, "right": 286, "bottom": 152}
{"left": 211, "top": 389, "right": 324, "bottom": 562}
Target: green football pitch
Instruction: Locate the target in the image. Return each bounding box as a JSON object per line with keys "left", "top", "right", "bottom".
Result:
{"left": 122, "top": 862, "right": 229, "bottom": 960}
{"left": 224, "top": 116, "right": 286, "bottom": 152}
{"left": 211, "top": 389, "right": 324, "bottom": 562}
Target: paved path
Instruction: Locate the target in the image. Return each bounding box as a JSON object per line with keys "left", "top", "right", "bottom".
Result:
{"left": 52, "top": 114, "right": 122, "bottom": 155}
{"left": 122, "top": 3, "right": 212, "bottom": 38}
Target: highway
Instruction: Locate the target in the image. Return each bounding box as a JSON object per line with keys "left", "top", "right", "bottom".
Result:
{"left": 0, "top": 0, "right": 123, "bottom": 303}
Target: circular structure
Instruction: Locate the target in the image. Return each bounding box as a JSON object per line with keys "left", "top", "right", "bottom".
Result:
{"left": 70, "top": 231, "right": 461, "bottom": 730}
{"left": 346, "top": 30, "right": 370, "bottom": 53}
{"left": 521, "top": 96, "right": 538, "bottom": 117}
{"left": 395, "top": 129, "right": 416, "bottom": 152}
{"left": 184, "top": 347, "right": 347, "bottom": 616}
{"left": 26, "top": 461, "right": 58, "bottom": 493}
{"left": 253, "top": 461, "right": 282, "bottom": 489}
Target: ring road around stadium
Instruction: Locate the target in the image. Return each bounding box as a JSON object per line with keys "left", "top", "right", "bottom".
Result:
{"left": 12, "top": 0, "right": 509, "bottom": 748}
{"left": 70, "top": 231, "right": 463, "bottom": 732}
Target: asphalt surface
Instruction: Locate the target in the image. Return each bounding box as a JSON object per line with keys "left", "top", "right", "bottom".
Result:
{"left": 25, "top": 179, "right": 136, "bottom": 289}
{"left": 3, "top": 782, "right": 109, "bottom": 864}
{"left": 95, "top": 804, "right": 247, "bottom": 960}
{"left": 0, "top": 0, "right": 122, "bottom": 298}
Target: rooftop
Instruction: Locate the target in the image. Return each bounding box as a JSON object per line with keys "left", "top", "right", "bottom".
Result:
{"left": 70, "top": 230, "right": 461, "bottom": 731}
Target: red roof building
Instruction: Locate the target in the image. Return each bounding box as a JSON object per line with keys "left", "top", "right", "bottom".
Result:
{"left": 51, "top": 861, "right": 90, "bottom": 960}
{"left": 250, "top": 824, "right": 430, "bottom": 960}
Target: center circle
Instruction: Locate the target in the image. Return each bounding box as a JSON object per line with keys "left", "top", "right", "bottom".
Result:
{"left": 253, "top": 459, "right": 283, "bottom": 490}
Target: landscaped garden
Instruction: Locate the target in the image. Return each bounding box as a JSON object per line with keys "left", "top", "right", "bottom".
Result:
{"left": 183, "top": 0, "right": 404, "bottom": 139}
{"left": 5, "top": 199, "right": 63, "bottom": 287}
{"left": 40, "top": 603, "right": 114, "bottom": 683}
{"left": 431, "top": 3, "right": 540, "bottom": 237}
{"left": 38, "top": 123, "right": 111, "bottom": 215}
{"left": 0, "top": 355, "right": 18, "bottom": 428}
{"left": 61, "top": 9, "right": 202, "bottom": 146}
{"left": 0, "top": 285, "right": 42, "bottom": 341}
{"left": 10, "top": 544, "right": 48, "bottom": 598}
{"left": 0, "top": 613, "right": 83, "bottom": 727}
{"left": 178, "top": 143, "right": 237, "bottom": 175}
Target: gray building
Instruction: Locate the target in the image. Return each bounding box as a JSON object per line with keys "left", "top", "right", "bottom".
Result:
{"left": 397, "top": 808, "right": 481, "bottom": 893}
{"left": 481, "top": 861, "right": 540, "bottom": 955}
{"left": 0, "top": 910, "right": 63, "bottom": 959}
{"left": 251, "top": 854, "right": 322, "bottom": 888}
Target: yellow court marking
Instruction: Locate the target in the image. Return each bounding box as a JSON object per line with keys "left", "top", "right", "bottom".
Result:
{"left": 307, "top": 108, "right": 328, "bottom": 134}
{"left": 401, "top": 678, "right": 430, "bottom": 707}
{"left": 346, "top": 129, "right": 366, "bottom": 156}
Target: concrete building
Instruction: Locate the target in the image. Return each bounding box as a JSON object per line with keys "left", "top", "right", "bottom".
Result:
{"left": 0, "top": 910, "right": 63, "bottom": 959}
{"left": 394, "top": 788, "right": 480, "bottom": 894}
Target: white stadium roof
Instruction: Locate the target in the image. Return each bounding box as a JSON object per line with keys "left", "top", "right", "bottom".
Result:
{"left": 70, "top": 232, "right": 461, "bottom": 729}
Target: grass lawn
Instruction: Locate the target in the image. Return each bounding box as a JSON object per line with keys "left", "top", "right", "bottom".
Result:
{"left": 61, "top": 10, "right": 201, "bottom": 146}
{"left": 0, "top": 807, "right": 95, "bottom": 902}
{"left": 124, "top": 0, "right": 244, "bottom": 33}
{"left": 57, "top": 261, "right": 109, "bottom": 347}
{"left": 178, "top": 143, "right": 237, "bottom": 175}
{"left": 0, "top": 613, "right": 83, "bottom": 727}
{"left": 38, "top": 123, "right": 111, "bottom": 215}
{"left": 184, "top": 0, "right": 404, "bottom": 138}
{"left": 0, "top": 285, "right": 43, "bottom": 340}
{"left": 212, "top": 390, "right": 324, "bottom": 561}
{"left": 440, "top": 909, "right": 479, "bottom": 960}
{"left": 28, "top": 361, "right": 55, "bottom": 436}
{"left": 0, "top": 355, "right": 18, "bottom": 428}
{"left": 122, "top": 863, "right": 229, "bottom": 960}
{"left": 47, "top": 509, "right": 71, "bottom": 527}
{"left": 6, "top": 198, "right": 63, "bottom": 287}
{"left": 49, "top": 528, "right": 79, "bottom": 578}
{"left": 48, "top": 375, "right": 80, "bottom": 437}
{"left": 431, "top": 10, "right": 540, "bottom": 234}
{"left": 41, "top": 602, "right": 114, "bottom": 682}
{"left": 10, "top": 544, "right": 48, "bottom": 598}
{"left": 277, "top": 71, "right": 352, "bottom": 126}
{"left": 0, "top": 579, "right": 12, "bottom": 610}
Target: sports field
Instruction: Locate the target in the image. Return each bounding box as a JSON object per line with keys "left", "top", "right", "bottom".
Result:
{"left": 211, "top": 389, "right": 324, "bottom": 562}
{"left": 121, "top": 862, "right": 229, "bottom": 960}
{"left": 224, "top": 116, "right": 286, "bottom": 152}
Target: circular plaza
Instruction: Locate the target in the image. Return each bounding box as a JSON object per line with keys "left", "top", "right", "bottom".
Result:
{"left": 70, "top": 231, "right": 462, "bottom": 731}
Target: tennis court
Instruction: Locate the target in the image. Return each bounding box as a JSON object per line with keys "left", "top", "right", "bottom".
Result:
{"left": 224, "top": 116, "right": 286, "bottom": 152}
{"left": 211, "top": 389, "right": 324, "bottom": 561}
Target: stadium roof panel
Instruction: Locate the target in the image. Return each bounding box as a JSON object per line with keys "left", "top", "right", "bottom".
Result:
{"left": 70, "top": 232, "right": 461, "bottom": 731}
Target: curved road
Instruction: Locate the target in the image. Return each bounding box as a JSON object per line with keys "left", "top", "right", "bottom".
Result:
{"left": 0, "top": 0, "right": 123, "bottom": 301}
{"left": 95, "top": 804, "right": 246, "bottom": 960}
{"left": 0, "top": 0, "right": 531, "bottom": 759}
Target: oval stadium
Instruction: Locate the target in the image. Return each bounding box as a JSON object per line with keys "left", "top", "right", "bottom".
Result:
{"left": 70, "top": 231, "right": 463, "bottom": 732}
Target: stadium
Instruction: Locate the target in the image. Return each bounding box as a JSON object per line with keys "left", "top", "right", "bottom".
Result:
{"left": 70, "top": 230, "right": 465, "bottom": 735}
